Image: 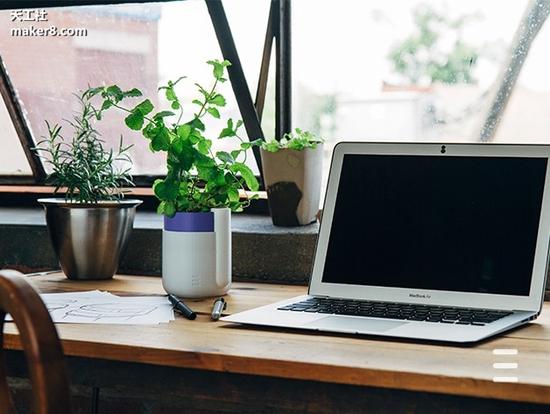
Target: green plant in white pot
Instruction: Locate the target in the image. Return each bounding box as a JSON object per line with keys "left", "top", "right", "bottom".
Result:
{"left": 33, "top": 92, "right": 141, "bottom": 280}
{"left": 89, "top": 59, "right": 259, "bottom": 298}
{"left": 260, "top": 129, "right": 324, "bottom": 226}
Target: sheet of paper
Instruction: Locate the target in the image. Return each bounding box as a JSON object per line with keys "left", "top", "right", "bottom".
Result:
{"left": 6, "top": 291, "right": 174, "bottom": 325}
{"left": 5, "top": 290, "right": 110, "bottom": 322}
{"left": 40, "top": 290, "right": 116, "bottom": 312}
{"left": 53, "top": 296, "right": 175, "bottom": 325}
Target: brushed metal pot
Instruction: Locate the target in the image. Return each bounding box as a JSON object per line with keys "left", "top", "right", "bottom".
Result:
{"left": 38, "top": 198, "right": 142, "bottom": 280}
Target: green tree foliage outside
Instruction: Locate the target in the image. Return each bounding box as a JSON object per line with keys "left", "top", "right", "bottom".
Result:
{"left": 388, "top": 5, "right": 480, "bottom": 85}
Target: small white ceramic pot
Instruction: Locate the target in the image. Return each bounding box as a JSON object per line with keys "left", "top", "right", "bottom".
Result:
{"left": 162, "top": 208, "right": 231, "bottom": 298}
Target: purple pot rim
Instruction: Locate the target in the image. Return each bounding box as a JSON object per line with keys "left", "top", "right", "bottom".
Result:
{"left": 164, "top": 211, "right": 214, "bottom": 232}
{"left": 170, "top": 211, "right": 214, "bottom": 215}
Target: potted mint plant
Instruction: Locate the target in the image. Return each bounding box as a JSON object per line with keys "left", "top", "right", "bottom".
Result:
{"left": 33, "top": 92, "right": 141, "bottom": 280}
{"left": 89, "top": 59, "right": 259, "bottom": 298}
{"left": 260, "top": 129, "right": 324, "bottom": 226}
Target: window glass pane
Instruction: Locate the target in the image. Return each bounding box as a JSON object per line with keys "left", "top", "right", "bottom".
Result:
{"left": 0, "top": 0, "right": 267, "bottom": 177}
{"left": 0, "top": 93, "right": 32, "bottom": 175}
{"left": 293, "top": 0, "right": 548, "bottom": 194}
{"left": 158, "top": 0, "right": 268, "bottom": 174}
{"left": 498, "top": 6, "right": 550, "bottom": 143}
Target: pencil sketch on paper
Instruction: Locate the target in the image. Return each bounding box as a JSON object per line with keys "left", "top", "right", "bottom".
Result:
{"left": 63, "top": 303, "right": 158, "bottom": 322}
{"left": 5, "top": 291, "right": 175, "bottom": 325}
{"left": 5, "top": 296, "right": 79, "bottom": 322}
{"left": 44, "top": 298, "right": 77, "bottom": 312}
{"left": 48, "top": 294, "right": 175, "bottom": 324}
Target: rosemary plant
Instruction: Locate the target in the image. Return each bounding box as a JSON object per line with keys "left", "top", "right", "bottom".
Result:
{"left": 34, "top": 92, "right": 134, "bottom": 203}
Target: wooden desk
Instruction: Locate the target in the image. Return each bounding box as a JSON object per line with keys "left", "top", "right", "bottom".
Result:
{"left": 5, "top": 273, "right": 550, "bottom": 413}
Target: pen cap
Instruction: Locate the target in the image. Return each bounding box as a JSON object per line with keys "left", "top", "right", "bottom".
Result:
{"left": 213, "top": 208, "right": 231, "bottom": 290}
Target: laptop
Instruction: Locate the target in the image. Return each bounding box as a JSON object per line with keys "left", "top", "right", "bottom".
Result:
{"left": 223, "top": 143, "right": 550, "bottom": 343}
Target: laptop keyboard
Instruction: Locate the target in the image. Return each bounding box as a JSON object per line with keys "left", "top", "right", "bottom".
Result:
{"left": 277, "top": 298, "right": 513, "bottom": 326}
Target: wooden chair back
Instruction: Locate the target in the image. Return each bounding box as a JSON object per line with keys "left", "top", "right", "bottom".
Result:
{"left": 0, "top": 270, "right": 71, "bottom": 414}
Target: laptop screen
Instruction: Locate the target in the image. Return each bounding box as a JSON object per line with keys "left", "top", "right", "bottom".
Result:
{"left": 321, "top": 154, "right": 548, "bottom": 296}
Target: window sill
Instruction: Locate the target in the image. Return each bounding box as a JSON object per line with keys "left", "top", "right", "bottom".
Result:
{"left": 3, "top": 208, "right": 547, "bottom": 300}
{"left": 0, "top": 207, "right": 318, "bottom": 285}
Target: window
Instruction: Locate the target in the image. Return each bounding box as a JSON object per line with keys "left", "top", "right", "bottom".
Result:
{"left": 0, "top": 0, "right": 270, "bottom": 181}
{"left": 3, "top": 0, "right": 548, "bottom": 198}
{"left": 293, "top": 0, "right": 550, "bottom": 194}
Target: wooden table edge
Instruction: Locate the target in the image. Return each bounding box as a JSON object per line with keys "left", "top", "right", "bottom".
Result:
{"left": 4, "top": 333, "right": 549, "bottom": 406}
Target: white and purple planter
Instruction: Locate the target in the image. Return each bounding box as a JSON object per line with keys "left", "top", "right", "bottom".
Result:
{"left": 162, "top": 208, "right": 231, "bottom": 298}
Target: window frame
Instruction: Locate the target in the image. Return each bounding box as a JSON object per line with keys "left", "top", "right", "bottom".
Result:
{"left": 0, "top": 0, "right": 292, "bottom": 203}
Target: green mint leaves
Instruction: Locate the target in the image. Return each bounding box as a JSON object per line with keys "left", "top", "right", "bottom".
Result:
{"left": 86, "top": 59, "right": 258, "bottom": 216}
{"left": 261, "top": 128, "right": 324, "bottom": 153}
{"left": 124, "top": 99, "right": 154, "bottom": 131}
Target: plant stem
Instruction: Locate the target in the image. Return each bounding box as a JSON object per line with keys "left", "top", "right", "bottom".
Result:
{"left": 196, "top": 79, "right": 219, "bottom": 119}
{"left": 110, "top": 101, "right": 156, "bottom": 124}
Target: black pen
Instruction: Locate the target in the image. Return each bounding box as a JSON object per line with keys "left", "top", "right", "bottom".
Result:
{"left": 168, "top": 294, "right": 196, "bottom": 320}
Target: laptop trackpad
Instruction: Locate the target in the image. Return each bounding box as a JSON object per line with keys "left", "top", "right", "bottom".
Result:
{"left": 306, "top": 316, "right": 407, "bottom": 333}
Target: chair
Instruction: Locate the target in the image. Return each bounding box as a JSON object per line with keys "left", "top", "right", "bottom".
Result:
{"left": 0, "top": 270, "right": 71, "bottom": 414}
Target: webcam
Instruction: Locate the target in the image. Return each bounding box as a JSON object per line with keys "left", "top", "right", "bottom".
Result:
{"left": 440, "top": 145, "right": 446, "bottom": 154}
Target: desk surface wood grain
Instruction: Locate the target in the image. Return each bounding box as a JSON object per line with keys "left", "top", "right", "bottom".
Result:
{"left": 4, "top": 273, "right": 550, "bottom": 405}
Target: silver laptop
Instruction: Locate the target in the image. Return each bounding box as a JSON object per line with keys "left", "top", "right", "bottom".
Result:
{"left": 224, "top": 143, "right": 550, "bottom": 343}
